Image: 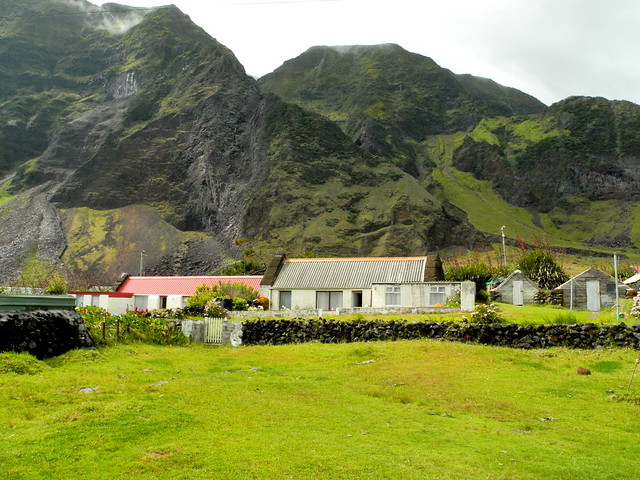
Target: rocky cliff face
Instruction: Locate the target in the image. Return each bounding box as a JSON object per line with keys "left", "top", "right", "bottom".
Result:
{"left": 3, "top": 1, "right": 639, "bottom": 285}
{"left": 451, "top": 97, "right": 640, "bottom": 211}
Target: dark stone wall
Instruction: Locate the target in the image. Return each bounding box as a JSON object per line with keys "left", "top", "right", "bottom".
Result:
{"left": 243, "top": 318, "right": 640, "bottom": 349}
{"left": 0, "top": 309, "right": 95, "bottom": 359}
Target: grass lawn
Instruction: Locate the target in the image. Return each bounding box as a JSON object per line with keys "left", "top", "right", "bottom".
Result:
{"left": 319, "top": 301, "right": 631, "bottom": 325}
{"left": 2, "top": 341, "right": 640, "bottom": 479}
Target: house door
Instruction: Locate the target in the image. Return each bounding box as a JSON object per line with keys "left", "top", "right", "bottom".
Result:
{"left": 586, "top": 280, "right": 601, "bottom": 311}
{"left": 513, "top": 280, "right": 524, "bottom": 306}
{"left": 352, "top": 291, "right": 363, "bottom": 308}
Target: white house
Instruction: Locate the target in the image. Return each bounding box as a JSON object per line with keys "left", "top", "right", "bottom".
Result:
{"left": 72, "top": 275, "right": 263, "bottom": 314}
{"left": 259, "top": 254, "right": 474, "bottom": 312}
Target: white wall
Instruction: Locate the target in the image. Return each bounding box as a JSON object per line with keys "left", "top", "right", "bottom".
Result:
{"left": 271, "top": 289, "right": 373, "bottom": 310}
{"left": 73, "top": 294, "right": 135, "bottom": 315}
{"left": 166, "top": 295, "right": 186, "bottom": 309}
{"left": 371, "top": 282, "right": 470, "bottom": 309}
{"left": 108, "top": 297, "right": 136, "bottom": 315}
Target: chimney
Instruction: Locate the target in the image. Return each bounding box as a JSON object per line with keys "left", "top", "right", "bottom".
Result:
{"left": 261, "top": 254, "right": 286, "bottom": 286}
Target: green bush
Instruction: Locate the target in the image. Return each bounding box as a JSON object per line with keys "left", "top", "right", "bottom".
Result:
{"left": 516, "top": 250, "right": 568, "bottom": 289}
{"left": 444, "top": 253, "right": 508, "bottom": 301}
{"left": 476, "top": 289, "right": 489, "bottom": 303}
{"left": 543, "top": 312, "right": 578, "bottom": 325}
{"left": 77, "top": 307, "right": 188, "bottom": 346}
{"left": 44, "top": 272, "right": 68, "bottom": 294}
{"left": 187, "top": 282, "right": 258, "bottom": 309}
{"left": 232, "top": 297, "right": 248, "bottom": 311}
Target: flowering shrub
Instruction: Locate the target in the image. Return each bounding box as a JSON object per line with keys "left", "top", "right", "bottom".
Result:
{"left": 629, "top": 294, "right": 640, "bottom": 320}
{"left": 77, "top": 307, "right": 188, "bottom": 345}
{"left": 77, "top": 306, "right": 111, "bottom": 328}
{"left": 465, "top": 303, "right": 505, "bottom": 324}
{"left": 149, "top": 308, "right": 185, "bottom": 320}
{"left": 253, "top": 296, "right": 270, "bottom": 310}
{"left": 204, "top": 300, "right": 228, "bottom": 318}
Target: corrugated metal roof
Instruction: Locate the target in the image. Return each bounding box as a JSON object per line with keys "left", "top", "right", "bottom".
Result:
{"left": 623, "top": 273, "right": 640, "bottom": 285}
{"left": 116, "top": 276, "right": 263, "bottom": 296}
{"left": 271, "top": 257, "right": 427, "bottom": 289}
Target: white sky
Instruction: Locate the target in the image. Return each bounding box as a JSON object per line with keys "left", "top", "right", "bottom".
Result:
{"left": 92, "top": 0, "right": 640, "bottom": 106}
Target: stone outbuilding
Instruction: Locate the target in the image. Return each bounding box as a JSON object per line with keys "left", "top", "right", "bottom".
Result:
{"left": 553, "top": 267, "right": 626, "bottom": 311}
{"left": 491, "top": 270, "right": 539, "bottom": 305}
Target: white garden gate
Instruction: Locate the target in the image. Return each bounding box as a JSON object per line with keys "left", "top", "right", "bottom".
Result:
{"left": 204, "top": 318, "right": 224, "bottom": 344}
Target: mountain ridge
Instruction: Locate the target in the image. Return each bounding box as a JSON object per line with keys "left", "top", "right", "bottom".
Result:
{"left": 0, "top": 1, "right": 638, "bottom": 286}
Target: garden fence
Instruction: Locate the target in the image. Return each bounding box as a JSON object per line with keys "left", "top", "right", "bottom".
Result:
{"left": 204, "top": 318, "right": 224, "bottom": 344}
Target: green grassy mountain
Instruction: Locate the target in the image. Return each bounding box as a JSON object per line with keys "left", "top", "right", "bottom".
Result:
{"left": 0, "top": 1, "right": 483, "bottom": 285}
{"left": 258, "top": 44, "right": 545, "bottom": 177}
{"left": 259, "top": 46, "right": 640, "bottom": 263}
{"left": 2, "top": 1, "right": 638, "bottom": 286}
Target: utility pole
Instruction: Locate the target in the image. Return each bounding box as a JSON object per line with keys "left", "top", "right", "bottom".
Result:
{"left": 614, "top": 252, "right": 620, "bottom": 322}
{"left": 139, "top": 250, "right": 146, "bottom": 276}
{"left": 500, "top": 226, "right": 507, "bottom": 266}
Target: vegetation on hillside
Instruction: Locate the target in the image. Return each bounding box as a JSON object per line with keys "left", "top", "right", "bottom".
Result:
{"left": 1, "top": 0, "right": 640, "bottom": 284}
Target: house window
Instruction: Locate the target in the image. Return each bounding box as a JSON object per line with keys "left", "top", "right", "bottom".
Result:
{"left": 430, "top": 286, "right": 446, "bottom": 306}
{"left": 317, "top": 291, "right": 343, "bottom": 311}
{"left": 279, "top": 291, "right": 292, "bottom": 310}
{"left": 160, "top": 296, "right": 168, "bottom": 309}
{"left": 385, "top": 286, "right": 401, "bottom": 306}
{"left": 134, "top": 295, "right": 148, "bottom": 311}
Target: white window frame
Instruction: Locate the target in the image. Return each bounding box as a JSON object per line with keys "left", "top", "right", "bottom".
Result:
{"left": 279, "top": 291, "right": 292, "bottom": 310}
{"left": 385, "top": 286, "right": 401, "bottom": 306}
{"left": 430, "top": 285, "right": 447, "bottom": 306}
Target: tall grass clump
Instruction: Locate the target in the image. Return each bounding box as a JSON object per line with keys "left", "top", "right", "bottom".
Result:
{"left": 541, "top": 312, "right": 579, "bottom": 325}
{"left": 444, "top": 250, "right": 509, "bottom": 300}
{"left": 514, "top": 236, "right": 569, "bottom": 289}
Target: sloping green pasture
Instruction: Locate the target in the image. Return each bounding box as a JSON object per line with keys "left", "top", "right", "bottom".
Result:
{"left": 1, "top": 341, "right": 639, "bottom": 479}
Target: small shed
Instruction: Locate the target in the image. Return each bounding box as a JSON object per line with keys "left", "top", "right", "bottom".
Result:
{"left": 554, "top": 267, "right": 625, "bottom": 311}
{"left": 492, "top": 270, "right": 539, "bottom": 305}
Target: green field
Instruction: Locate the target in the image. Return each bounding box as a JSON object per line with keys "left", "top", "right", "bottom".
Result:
{"left": 2, "top": 339, "right": 640, "bottom": 479}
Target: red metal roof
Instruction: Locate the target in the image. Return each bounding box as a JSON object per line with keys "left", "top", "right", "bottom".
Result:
{"left": 116, "top": 276, "right": 263, "bottom": 296}
{"left": 69, "top": 291, "right": 134, "bottom": 298}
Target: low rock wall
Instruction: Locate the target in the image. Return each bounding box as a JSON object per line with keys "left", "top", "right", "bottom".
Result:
{"left": 242, "top": 318, "right": 640, "bottom": 349}
{"left": 0, "top": 309, "right": 95, "bottom": 359}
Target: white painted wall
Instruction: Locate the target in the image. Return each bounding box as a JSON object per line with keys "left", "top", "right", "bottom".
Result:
{"left": 108, "top": 297, "right": 135, "bottom": 315}
{"left": 372, "top": 282, "right": 472, "bottom": 309}
{"left": 166, "top": 295, "right": 186, "bottom": 309}
{"left": 73, "top": 294, "right": 136, "bottom": 315}
{"left": 269, "top": 289, "right": 374, "bottom": 310}
{"left": 146, "top": 295, "right": 161, "bottom": 311}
